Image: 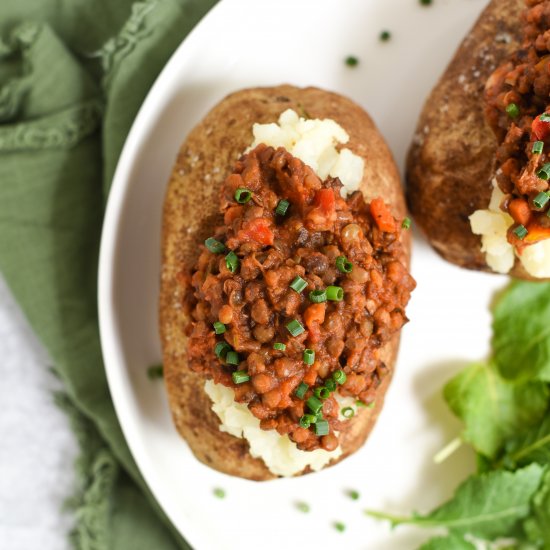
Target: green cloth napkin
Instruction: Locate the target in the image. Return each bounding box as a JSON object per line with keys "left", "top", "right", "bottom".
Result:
{"left": 0, "top": 0, "right": 216, "bottom": 548}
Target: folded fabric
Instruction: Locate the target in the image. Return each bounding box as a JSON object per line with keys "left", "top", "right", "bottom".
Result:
{"left": 0, "top": 0, "right": 216, "bottom": 548}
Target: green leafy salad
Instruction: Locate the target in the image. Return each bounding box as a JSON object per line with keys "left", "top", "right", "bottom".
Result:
{"left": 369, "top": 281, "right": 550, "bottom": 549}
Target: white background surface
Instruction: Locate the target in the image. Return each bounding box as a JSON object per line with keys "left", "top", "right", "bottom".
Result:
{"left": 0, "top": 275, "right": 77, "bottom": 550}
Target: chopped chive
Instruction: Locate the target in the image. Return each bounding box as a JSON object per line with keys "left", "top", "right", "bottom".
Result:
{"left": 213, "top": 487, "right": 226, "bottom": 499}
{"left": 273, "top": 342, "right": 286, "bottom": 351}
{"left": 299, "top": 414, "right": 316, "bottom": 428}
{"left": 234, "top": 188, "right": 252, "bottom": 204}
{"left": 296, "top": 501, "right": 310, "bottom": 513}
{"left": 226, "top": 351, "right": 240, "bottom": 366}
{"left": 214, "top": 341, "right": 231, "bottom": 359}
{"left": 290, "top": 276, "right": 308, "bottom": 293}
{"left": 533, "top": 192, "right": 550, "bottom": 209}
{"left": 540, "top": 113, "right": 550, "bottom": 122}
{"left": 286, "top": 319, "right": 305, "bottom": 337}
{"left": 213, "top": 321, "right": 226, "bottom": 334}
{"left": 345, "top": 55, "right": 359, "bottom": 67}
{"left": 334, "top": 522, "right": 346, "bottom": 533}
{"left": 225, "top": 251, "right": 239, "bottom": 273}
{"left": 147, "top": 365, "right": 164, "bottom": 380}
{"left": 347, "top": 490, "right": 360, "bottom": 500}
{"left": 276, "top": 199, "right": 290, "bottom": 216}
{"left": 232, "top": 370, "right": 250, "bottom": 384}
{"left": 303, "top": 349, "right": 315, "bottom": 365}
{"left": 356, "top": 400, "right": 367, "bottom": 407}
{"left": 537, "top": 163, "right": 550, "bottom": 180}
{"left": 533, "top": 141, "right": 544, "bottom": 154}
{"left": 380, "top": 30, "right": 391, "bottom": 42}
{"left": 309, "top": 289, "right": 327, "bottom": 303}
{"left": 506, "top": 103, "right": 520, "bottom": 119}
{"left": 205, "top": 237, "right": 226, "bottom": 254}
{"left": 326, "top": 286, "right": 344, "bottom": 301}
{"left": 402, "top": 217, "right": 411, "bottom": 230}
{"left": 314, "top": 419, "right": 329, "bottom": 436}
{"left": 314, "top": 387, "right": 330, "bottom": 399}
{"left": 342, "top": 407, "right": 355, "bottom": 418}
{"left": 367, "top": 401, "right": 376, "bottom": 409}
{"left": 325, "top": 378, "right": 337, "bottom": 392}
{"left": 306, "top": 396, "right": 323, "bottom": 414}
{"left": 295, "top": 382, "right": 309, "bottom": 399}
{"left": 336, "top": 256, "right": 353, "bottom": 273}
{"left": 513, "top": 225, "right": 528, "bottom": 240}
{"left": 333, "top": 369, "right": 347, "bottom": 385}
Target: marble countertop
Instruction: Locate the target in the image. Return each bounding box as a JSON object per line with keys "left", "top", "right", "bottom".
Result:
{"left": 0, "top": 275, "right": 78, "bottom": 550}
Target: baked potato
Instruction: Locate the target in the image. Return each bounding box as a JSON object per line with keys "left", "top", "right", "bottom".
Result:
{"left": 160, "top": 85, "right": 415, "bottom": 481}
{"left": 408, "top": 0, "right": 550, "bottom": 279}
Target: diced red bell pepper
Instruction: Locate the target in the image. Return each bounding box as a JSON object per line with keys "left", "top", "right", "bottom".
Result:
{"left": 532, "top": 114, "right": 550, "bottom": 141}
{"left": 241, "top": 218, "right": 274, "bottom": 246}
{"left": 314, "top": 189, "right": 335, "bottom": 215}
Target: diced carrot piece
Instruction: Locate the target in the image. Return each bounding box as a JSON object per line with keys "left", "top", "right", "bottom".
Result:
{"left": 370, "top": 197, "right": 397, "bottom": 232}
{"left": 303, "top": 365, "right": 318, "bottom": 386}
{"left": 508, "top": 198, "right": 532, "bottom": 226}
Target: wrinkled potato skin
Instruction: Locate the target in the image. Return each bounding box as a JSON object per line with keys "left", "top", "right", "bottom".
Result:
{"left": 407, "top": 0, "right": 536, "bottom": 278}
{"left": 160, "top": 85, "right": 409, "bottom": 481}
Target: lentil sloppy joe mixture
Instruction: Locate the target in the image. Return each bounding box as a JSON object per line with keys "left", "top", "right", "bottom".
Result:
{"left": 184, "top": 143, "right": 415, "bottom": 453}
{"left": 484, "top": 0, "right": 550, "bottom": 250}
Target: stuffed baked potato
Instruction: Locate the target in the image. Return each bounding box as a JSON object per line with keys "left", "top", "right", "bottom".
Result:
{"left": 408, "top": 0, "right": 550, "bottom": 279}
{"left": 160, "top": 85, "right": 415, "bottom": 481}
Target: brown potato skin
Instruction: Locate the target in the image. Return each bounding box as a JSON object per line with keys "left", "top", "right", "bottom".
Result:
{"left": 406, "top": 0, "right": 536, "bottom": 278}
{"left": 160, "top": 85, "right": 409, "bottom": 481}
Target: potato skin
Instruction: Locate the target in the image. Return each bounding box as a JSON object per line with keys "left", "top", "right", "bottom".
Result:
{"left": 160, "top": 85, "right": 409, "bottom": 481}
{"left": 406, "top": 0, "right": 534, "bottom": 278}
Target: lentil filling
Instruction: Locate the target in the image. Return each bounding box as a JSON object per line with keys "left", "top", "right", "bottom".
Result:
{"left": 183, "top": 143, "right": 415, "bottom": 452}
{"left": 485, "top": 0, "right": 550, "bottom": 249}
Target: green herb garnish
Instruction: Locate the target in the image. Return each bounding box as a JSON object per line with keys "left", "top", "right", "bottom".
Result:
{"left": 506, "top": 103, "right": 520, "bottom": 119}
{"left": 234, "top": 188, "right": 252, "bottom": 204}
{"left": 309, "top": 289, "right": 327, "bottom": 303}
{"left": 231, "top": 370, "right": 249, "bottom": 384}
{"left": 336, "top": 256, "right": 353, "bottom": 273}
{"left": 290, "top": 276, "right": 308, "bottom": 293}
{"left": 225, "top": 251, "right": 239, "bottom": 273}
{"left": 295, "top": 382, "right": 309, "bottom": 399}
{"left": 303, "top": 349, "right": 315, "bottom": 365}
{"left": 204, "top": 237, "right": 226, "bottom": 254}
{"left": 213, "top": 321, "right": 226, "bottom": 335}
{"left": 147, "top": 365, "right": 164, "bottom": 379}
{"left": 286, "top": 319, "right": 305, "bottom": 337}
{"left": 326, "top": 286, "right": 344, "bottom": 301}
{"left": 276, "top": 199, "right": 290, "bottom": 216}
{"left": 213, "top": 488, "right": 226, "bottom": 499}
{"left": 296, "top": 502, "right": 310, "bottom": 513}
{"left": 334, "top": 522, "right": 346, "bottom": 533}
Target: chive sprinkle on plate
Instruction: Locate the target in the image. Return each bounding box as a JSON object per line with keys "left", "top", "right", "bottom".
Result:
{"left": 147, "top": 364, "right": 164, "bottom": 380}
{"left": 296, "top": 501, "right": 310, "bottom": 513}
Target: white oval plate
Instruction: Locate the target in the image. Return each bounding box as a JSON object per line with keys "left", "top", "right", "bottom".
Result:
{"left": 99, "top": 0, "right": 504, "bottom": 548}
